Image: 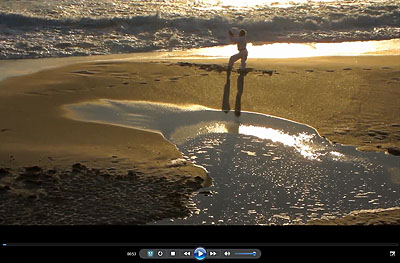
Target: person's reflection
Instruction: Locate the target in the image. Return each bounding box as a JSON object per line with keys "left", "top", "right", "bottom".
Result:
{"left": 225, "top": 116, "right": 240, "bottom": 135}
{"left": 222, "top": 69, "right": 247, "bottom": 116}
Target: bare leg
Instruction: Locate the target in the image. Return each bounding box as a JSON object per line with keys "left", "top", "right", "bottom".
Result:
{"left": 240, "top": 50, "right": 248, "bottom": 69}
{"left": 228, "top": 53, "right": 241, "bottom": 68}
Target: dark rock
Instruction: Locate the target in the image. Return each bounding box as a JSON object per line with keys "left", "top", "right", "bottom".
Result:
{"left": 18, "top": 172, "right": 41, "bottom": 181}
{"left": 199, "top": 190, "right": 214, "bottom": 196}
{"left": 194, "top": 176, "right": 204, "bottom": 182}
{"left": 28, "top": 194, "right": 37, "bottom": 199}
{"left": 127, "top": 170, "right": 138, "bottom": 178}
{"left": 72, "top": 163, "right": 87, "bottom": 172}
{"left": 387, "top": 147, "right": 400, "bottom": 156}
{"left": 24, "top": 166, "right": 42, "bottom": 174}
{"left": 0, "top": 168, "right": 10, "bottom": 177}
{"left": 46, "top": 169, "right": 57, "bottom": 175}
{"left": 91, "top": 168, "right": 101, "bottom": 176}
{"left": 0, "top": 185, "right": 11, "bottom": 193}
{"left": 25, "top": 179, "right": 42, "bottom": 186}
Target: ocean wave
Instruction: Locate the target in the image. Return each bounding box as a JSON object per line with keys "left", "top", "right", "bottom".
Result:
{"left": 1, "top": 9, "right": 399, "bottom": 32}
{"left": 0, "top": 8, "right": 399, "bottom": 59}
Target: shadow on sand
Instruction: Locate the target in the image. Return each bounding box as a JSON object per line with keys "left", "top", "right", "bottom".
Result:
{"left": 222, "top": 69, "right": 247, "bottom": 116}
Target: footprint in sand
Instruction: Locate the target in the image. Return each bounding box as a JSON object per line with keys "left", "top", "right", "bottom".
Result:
{"left": 24, "top": 91, "right": 49, "bottom": 96}
{"left": 177, "top": 62, "right": 193, "bottom": 67}
{"left": 71, "top": 70, "right": 95, "bottom": 76}
{"left": 93, "top": 62, "right": 113, "bottom": 66}
{"left": 259, "top": 70, "right": 274, "bottom": 76}
{"left": 305, "top": 69, "right": 314, "bottom": 73}
{"left": 362, "top": 68, "right": 372, "bottom": 71}
{"left": 139, "top": 82, "right": 147, "bottom": 85}
{"left": 169, "top": 77, "right": 180, "bottom": 81}
{"left": 326, "top": 70, "right": 335, "bottom": 72}
{"left": 154, "top": 79, "right": 161, "bottom": 82}
{"left": 200, "top": 73, "right": 209, "bottom": 76}
{"left": 343, "top": 68, "right": 352, "bottom": 71}
{"left": 381, "top": 66, "right": 391, "bottom": 70}
{"left": 123, "top": 82, "right": 129, "bottom": 85}
{"left": 0, "top": 128, "right": 10, "bottom": 132}
{"left": 110, "top": 73, "right": 131, "bottom": 79}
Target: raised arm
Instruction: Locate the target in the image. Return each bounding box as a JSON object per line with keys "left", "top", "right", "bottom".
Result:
{"left": 228, "top": 30, "right": 238, "bottom": 43}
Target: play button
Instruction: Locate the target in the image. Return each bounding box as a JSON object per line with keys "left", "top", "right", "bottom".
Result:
{"left": 194, "top": 247, "right": 206, "bottom": 261}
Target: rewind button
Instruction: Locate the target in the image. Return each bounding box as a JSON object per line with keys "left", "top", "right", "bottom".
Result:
{"left": 182, "top": 251, "right": 192, "bottom": 257}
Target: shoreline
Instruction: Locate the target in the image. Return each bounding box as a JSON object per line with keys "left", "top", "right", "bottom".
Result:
{"left": 1, "top": 38, "right": 399, "bottom": 82}
{"left": 0, "top": 55, "right": 399, "bottom": 225}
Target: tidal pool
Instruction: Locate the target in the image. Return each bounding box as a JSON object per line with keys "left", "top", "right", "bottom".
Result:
{"left": 65, "top": 100, "right": 400, "bottom": 225}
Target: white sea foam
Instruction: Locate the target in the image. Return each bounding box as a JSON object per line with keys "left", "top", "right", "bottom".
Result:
{"left": 0, "top": 0, "right": 399, "bottom": 59}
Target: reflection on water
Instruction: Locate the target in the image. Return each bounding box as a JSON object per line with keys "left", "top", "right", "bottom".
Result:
{"left": 239, "top": 125, "right": 319, "bottom": 160}
{"left": 186, "top": 39, "right": 400, "bottom": 58}
{"left": 65, "top": 100, "right": 400, "bottom": 225}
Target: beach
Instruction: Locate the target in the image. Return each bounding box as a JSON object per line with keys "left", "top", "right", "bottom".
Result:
{"left": 0, "top": 53, "right": 399, "bottom": 224}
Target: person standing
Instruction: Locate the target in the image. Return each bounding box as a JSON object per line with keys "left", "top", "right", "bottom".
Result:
{"left": 228, "top": 28, "right": 248, "bottom": 71}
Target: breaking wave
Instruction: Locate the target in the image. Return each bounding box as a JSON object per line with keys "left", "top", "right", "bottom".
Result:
{"left": 0, "top": 1, "right": 399, "bottom": 59}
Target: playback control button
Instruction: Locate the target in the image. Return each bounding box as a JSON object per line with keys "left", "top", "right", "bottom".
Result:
{"left": 181, "top": 250, "right": 191, "bottom": 257}
{"left": 194, "top": 247, "right": 206, "bottom": 261}
{"left": 139, "top": 248, "right": 261, "bottom": 259}
{"left": 209, "top": 250, "right": 220, "bottom": 257}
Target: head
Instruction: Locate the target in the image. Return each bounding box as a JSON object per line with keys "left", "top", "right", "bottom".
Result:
{"left": 239, "top": 29, "right": 247, "bottom": 37}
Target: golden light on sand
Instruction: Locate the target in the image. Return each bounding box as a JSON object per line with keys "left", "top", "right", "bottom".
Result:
{"left": 189, "top": 39, "right": 400, "bottom": 58}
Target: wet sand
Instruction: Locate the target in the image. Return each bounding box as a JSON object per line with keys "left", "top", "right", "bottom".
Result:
{"left": 0, "top": 55, "right": 399, "bottom": 224}
{"left": 305, "top": 207, "right": 400, "bottom": 225}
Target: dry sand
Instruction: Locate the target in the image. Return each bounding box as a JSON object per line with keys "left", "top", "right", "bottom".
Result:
{"left": 0, "top": 55, "right": 399, "bottom": 224}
